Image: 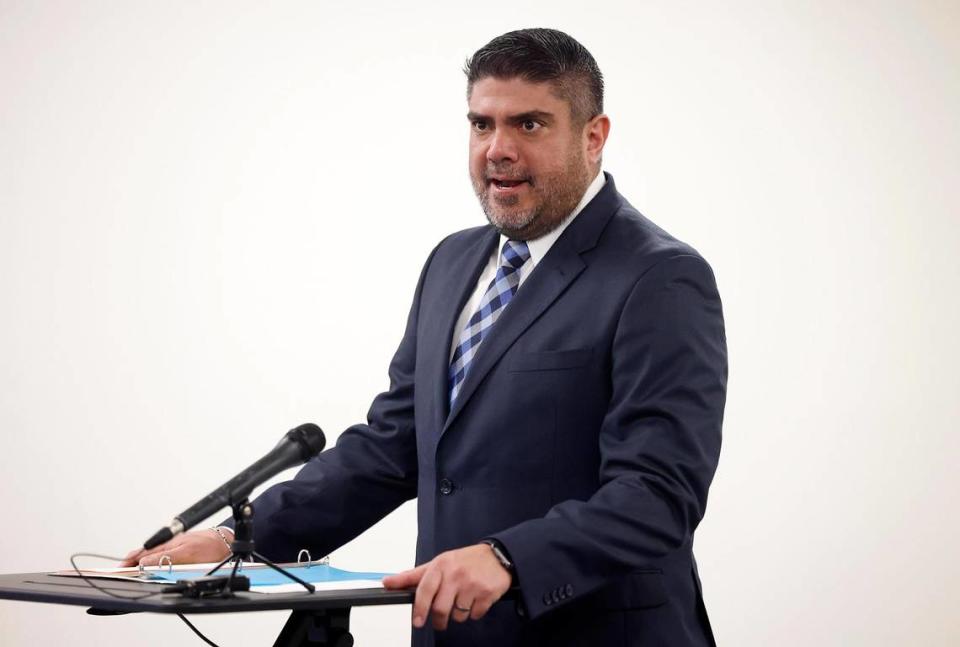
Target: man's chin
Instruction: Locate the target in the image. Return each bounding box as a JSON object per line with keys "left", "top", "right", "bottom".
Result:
{"left": 486, "top": 210, "right": 539, "bottom": 239}
{"left": 476, "top": 190, "right": 539, "bottom": 237}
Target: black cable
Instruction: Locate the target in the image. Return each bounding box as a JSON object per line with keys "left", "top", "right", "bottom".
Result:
{"left": 68, "top": 552, "right": 165, "bottom": 601}
{"left": 177, "top": 613, "right": 221, "bottom": 647}
{"left": 69, "top": 553, "right": 225, "bottom": 645}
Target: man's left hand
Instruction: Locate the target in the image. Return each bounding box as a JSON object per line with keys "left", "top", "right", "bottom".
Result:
{"left": 382, "top": 544, "right": 512, "bottom": 631}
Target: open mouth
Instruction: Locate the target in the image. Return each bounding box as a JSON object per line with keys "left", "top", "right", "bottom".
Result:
{"left": 489, "top": 177, "right": 530, "bottom": 191}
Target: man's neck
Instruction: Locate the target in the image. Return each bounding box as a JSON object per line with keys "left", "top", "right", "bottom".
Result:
{"left": 502, "top": 170, "right": 605, "bottom": 267}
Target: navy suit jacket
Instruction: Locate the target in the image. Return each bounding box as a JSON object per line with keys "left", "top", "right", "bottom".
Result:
{"left": 242, "top": 174, "right": 727, "bottom": 646}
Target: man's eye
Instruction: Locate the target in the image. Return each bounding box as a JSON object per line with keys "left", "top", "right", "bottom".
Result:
{"left": 472, "top": 121, "right": 489, "bottom": 131}
{"left": 521, "top": 120, "right": 541, "bottom": 132}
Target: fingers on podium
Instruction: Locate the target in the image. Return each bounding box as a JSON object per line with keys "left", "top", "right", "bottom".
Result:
{"left": 412, "top": 567, "right": 443, "bottom": 628}
{"left": 382, "top": 564, "right": 426, "bottom": 590}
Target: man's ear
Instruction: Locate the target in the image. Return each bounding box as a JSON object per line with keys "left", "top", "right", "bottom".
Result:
{"left": 584, "top": 114, "right": 611, "bottom": 166}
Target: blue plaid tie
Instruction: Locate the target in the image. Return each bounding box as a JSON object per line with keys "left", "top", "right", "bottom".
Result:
{"left": 449, "top": 239, "right": 531, "bottom": 407}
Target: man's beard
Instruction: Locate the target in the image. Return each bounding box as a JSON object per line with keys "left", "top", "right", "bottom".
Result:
{"left": 472, "top": 151, "right": 590, "bottom": 241}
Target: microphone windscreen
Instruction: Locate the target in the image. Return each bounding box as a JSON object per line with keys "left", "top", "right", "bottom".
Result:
{"left": 288, "top": 423, "right": 326, "bottom": 460}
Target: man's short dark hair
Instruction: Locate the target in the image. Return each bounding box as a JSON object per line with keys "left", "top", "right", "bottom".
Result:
{"left": 464, "top": 28, "right": 604, "bottom": 126}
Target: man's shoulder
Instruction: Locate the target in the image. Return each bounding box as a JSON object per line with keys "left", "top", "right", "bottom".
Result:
{"left": 567, "top": 173, "right": 710, "bottom": 276}
{"left": 596, "top": 194, "right": 712, "bottom": 286}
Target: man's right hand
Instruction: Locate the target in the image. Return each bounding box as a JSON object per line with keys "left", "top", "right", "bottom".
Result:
{"left": 119, "top": 528, "right": 233, "bottom": 567}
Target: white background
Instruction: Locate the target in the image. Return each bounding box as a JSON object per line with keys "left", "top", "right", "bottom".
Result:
{"left": 1, "top": 1, "right": 958, "bottom": 645}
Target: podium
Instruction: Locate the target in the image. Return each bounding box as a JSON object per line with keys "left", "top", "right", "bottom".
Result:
{"left": 0, "top": 571, "right": 413, "bottom": 646}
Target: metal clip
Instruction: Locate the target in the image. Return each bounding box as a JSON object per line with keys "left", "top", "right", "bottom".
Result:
{"left": 298, "top": 549, "right": 312, "bottom": 568}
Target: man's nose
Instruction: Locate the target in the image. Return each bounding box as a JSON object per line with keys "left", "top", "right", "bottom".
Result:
{"left": 486, "top": 129, "right": 519, "bottom": 164}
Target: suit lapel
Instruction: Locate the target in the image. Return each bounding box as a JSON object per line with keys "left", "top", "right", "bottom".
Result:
{"left": 440, "top": 173, "right": 622, "bottom": 437}
{"left": 441, "top": 242, "right": 585, "bottom": 434}
{"left": 425, "top": 227, "right": 499, "bottom": 435}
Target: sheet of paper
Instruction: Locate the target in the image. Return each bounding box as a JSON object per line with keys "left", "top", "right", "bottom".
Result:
{"left": 52, "top": 561, "right": 242, "bottom": 583}
{"left": 51, "top": 562, "right": 392, "bottom": 592}
{"left": 251, "top": 579, "right": 387, "bottom": 594}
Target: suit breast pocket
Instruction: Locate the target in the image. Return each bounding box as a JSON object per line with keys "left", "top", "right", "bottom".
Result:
{"left": 508, "top": 348, "right": 593, "bottom": 372}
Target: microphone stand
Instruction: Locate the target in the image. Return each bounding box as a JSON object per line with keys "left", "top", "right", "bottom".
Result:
{"left": 203, "top": 499, "right": 315, "bottom": 595}
{"left": 183, "top": 500, "right": 359, "bottom": 647}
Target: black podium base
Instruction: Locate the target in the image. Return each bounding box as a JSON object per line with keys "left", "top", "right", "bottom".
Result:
{"left": 275, "top": 607, "right": 353, "bottom": 647}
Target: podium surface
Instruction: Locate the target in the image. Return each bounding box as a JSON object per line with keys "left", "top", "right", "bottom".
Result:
{"left": 0, "top": 571, "right": 414, "bottom": 646}
{"left": 0, "top": 571, "right": 412, "bottom": 613}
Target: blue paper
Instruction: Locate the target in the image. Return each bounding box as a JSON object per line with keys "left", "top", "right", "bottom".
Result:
{"left": 147, "top": 564, "right": 390, "bottom": 587}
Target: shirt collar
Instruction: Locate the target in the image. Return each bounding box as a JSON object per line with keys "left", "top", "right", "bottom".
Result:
{"left": 501, "top": 170, "right": 606, "bottom": 267}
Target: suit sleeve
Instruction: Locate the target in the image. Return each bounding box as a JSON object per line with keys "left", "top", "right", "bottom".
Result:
{"left": 221, "top": 242, "right": 442, "bottom": 562}
{"left": 489, "top": 253, "right": 727, "bottom": 619}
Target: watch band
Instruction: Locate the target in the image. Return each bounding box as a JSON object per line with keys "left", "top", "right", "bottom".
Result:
{"left": 482, "top": 539, "right": 514, "bottom": 574}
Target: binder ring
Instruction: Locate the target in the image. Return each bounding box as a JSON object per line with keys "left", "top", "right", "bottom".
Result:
{"left": 157, "top": 555, "right": 173, "bottom": 573}
{"left": 298, "top": 550, "right": 312, "bottom": 568}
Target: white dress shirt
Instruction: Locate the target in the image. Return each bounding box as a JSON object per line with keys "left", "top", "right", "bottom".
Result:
{"left": 449, "top": 171, "right": 606, "bottom": 361}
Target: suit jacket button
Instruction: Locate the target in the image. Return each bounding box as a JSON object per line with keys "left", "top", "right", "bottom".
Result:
{"left": 565, "top": 584, "right": 573, "bottom": 597}
{"left": 439, "top": 478, "right": 454, "bottom": 496}
{"left": 542, "top": 592, "right": 552, "bottom": 606}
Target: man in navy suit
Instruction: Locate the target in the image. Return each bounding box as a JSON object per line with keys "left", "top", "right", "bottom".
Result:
{"left": 127, "top": 28, "right": 727, "bottom": 647}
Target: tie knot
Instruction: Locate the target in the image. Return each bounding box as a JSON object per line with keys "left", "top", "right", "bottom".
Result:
{"left": 500, "top": 240, "right": 530, "bottom": 270}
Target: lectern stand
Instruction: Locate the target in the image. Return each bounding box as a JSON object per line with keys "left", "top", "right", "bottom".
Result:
{"left": 0, "top": 571, "right": 413, "bottom": 646}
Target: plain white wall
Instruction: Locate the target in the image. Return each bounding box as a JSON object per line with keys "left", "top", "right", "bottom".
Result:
{"left": 1, "top": 1, "right": 957, "bottom": 645}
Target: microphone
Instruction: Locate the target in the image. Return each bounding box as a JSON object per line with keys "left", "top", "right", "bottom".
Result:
{"left": 142, "top": 423, "right": 326, "bottom": 550}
